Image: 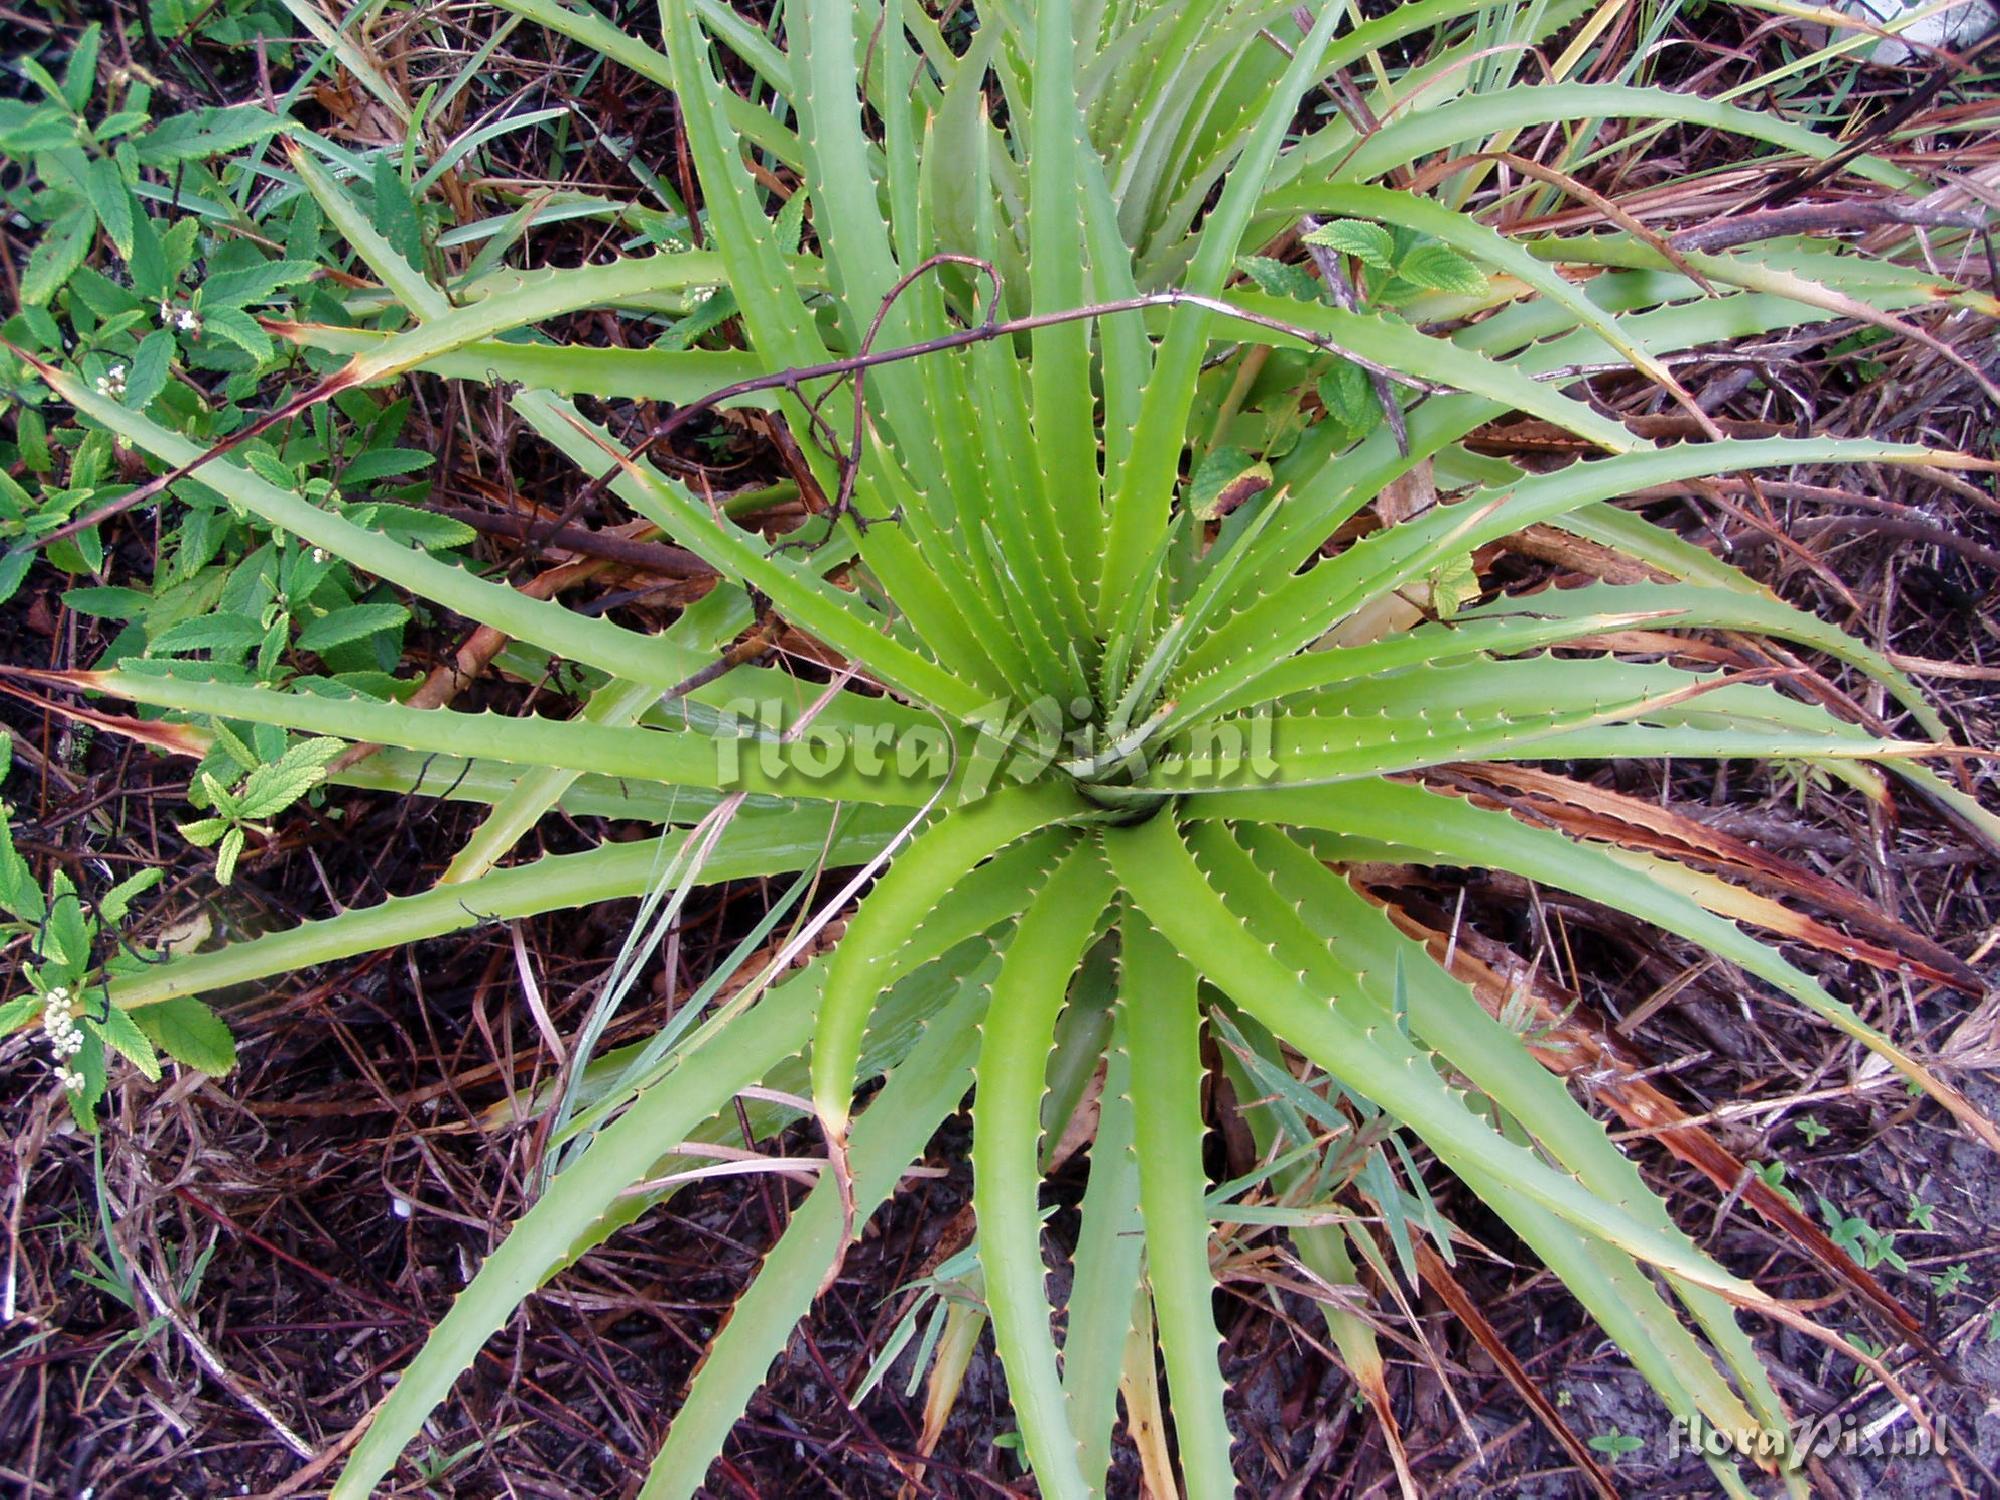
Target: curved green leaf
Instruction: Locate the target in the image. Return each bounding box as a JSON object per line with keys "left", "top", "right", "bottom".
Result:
{"left": 1200, "top": 778, "right": 1995, "bottom": 1150}
{"left": 972, "top": 839, "right": 1117, "bottom": 1500}
{"left": 1122, "top": 911, "right": 1233, "bottom": 1497}
{"left": 813, "top": 782, "right": 1091, "bottom": 1133}
{"left": 332, "top": 968, "right": 826, "bottom": 1499}
{"left": 640, "top": 966, "right": 990, "bottom": 1500}
{"left": 109, "top": 807, "right": 891, "bottom": 1010}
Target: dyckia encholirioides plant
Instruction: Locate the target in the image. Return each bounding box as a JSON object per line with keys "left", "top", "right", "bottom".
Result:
{"left": 20, "top": 0, "right": 2000, "bottom": 1493}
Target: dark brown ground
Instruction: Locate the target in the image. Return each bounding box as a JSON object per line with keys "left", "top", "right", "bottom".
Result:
{"left": 4, "top": 3, "right": 2000, "bottom": 1497}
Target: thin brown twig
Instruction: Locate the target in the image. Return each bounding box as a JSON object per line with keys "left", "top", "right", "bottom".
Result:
{"left": 6, "top": 274, "right": 1466, "bottom": 561}
{"left": 1671, "top": 200, "right": 1989, "bottom": 255}
{"left": 1754, "top": 26, "right": 2000, "bottom": 210}
{"left": 432, "top": 506, "right": 713, "bottom": 576}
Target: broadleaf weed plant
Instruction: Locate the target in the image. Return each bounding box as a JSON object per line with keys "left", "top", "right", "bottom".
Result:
{"left": 2, "top": 8, "right": 445, "bottom": 1116}
{"left": 6, "top": 0, "right": 2000, "bottom": 1494}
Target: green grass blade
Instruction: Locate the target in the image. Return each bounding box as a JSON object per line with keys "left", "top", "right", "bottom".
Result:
{"left": 1209, "top": 1023, "right": 1406, "bottom": 1468}
{"left": 498, "top": 0, "right": 803, "bottom": 167}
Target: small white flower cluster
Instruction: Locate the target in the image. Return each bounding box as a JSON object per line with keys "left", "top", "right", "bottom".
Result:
{"left": 159, "top": 300, "right": 202, "bottom": 335}
{"left": 93, "top": 363, "right": 127, "bottom": 398}
{"left": 40, "top": 987, "right": 86, "bottom": 1093}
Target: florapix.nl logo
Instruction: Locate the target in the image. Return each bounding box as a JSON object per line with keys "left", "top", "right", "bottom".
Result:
{"left": 710, "top": 694, "right": 1278, "bottom": 802}
{"left": 1670, "top": 1411, "right": 1948, "bottom": 1473}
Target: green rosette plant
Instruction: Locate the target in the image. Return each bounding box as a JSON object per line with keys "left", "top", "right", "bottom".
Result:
{"left": 21, "top": 0, "right": 1998, "bottom": 1494}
